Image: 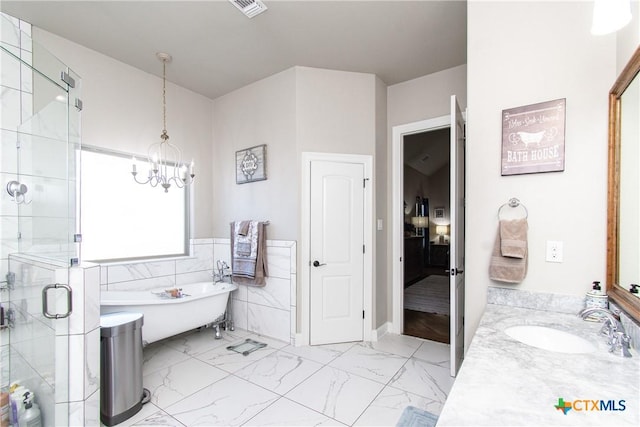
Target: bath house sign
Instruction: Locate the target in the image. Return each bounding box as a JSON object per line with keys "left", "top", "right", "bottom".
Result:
{"left": 501, "top": 98, "right": 565, "bottom": 176}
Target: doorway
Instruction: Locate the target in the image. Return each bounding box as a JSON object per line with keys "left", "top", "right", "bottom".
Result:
{"left": 391, "top": 96, "right": 466, "bottom": 377}
{"left": 402, "top": 128, "right": 451, "bottom": 343}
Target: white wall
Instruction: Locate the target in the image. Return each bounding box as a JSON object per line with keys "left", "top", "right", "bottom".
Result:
{"left": 33, "top": 28, "right": 215, "bottom": 238}
{"left": 466, "top": 1, "right": 616, "bottom": 349}
{"left": 616, "top": 1, "right": 640, "bottom": 296}
{"left": 617, "top": 0, "right": 640, "bottom": 74}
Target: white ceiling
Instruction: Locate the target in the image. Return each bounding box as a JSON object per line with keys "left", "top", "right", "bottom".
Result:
{"left": 0, "top": 0, "right": 467, "bottom": 100}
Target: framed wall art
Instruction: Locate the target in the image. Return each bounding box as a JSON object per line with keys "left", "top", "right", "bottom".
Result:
{"left": 434, "top": 207, "right": 445, "bottom": 219}
{"left": 236, "top": 144, "right": 267, "bottom": 184}
{"left": 501, "top": 98, "right": 565, "bottom": 176}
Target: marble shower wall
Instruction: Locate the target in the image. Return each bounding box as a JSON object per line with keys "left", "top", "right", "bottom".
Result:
{"left": 100, "top": 238, "right": 297, "bottom": 344}
{"left": 4, "top": 254, "right": 100, "bottom": 426}
{"left": 1, "top": 13, "right": 33, "bottom": 283}
{"left": 1, "top": 12, "right": 81, "bottom": 269}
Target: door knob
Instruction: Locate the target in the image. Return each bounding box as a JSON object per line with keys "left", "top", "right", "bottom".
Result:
{"left": 449, "top": 268, "right": 464, "bottom": 276}
{"left": 312, "top": 260, "right": 326, "bottom": 267}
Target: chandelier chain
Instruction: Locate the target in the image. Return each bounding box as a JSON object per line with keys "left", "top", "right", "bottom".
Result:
{"left": 162, "top": 58, "right": 167, "bottom": 136}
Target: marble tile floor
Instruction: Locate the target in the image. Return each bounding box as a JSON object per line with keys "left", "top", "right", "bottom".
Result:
{"left": 111, "top": 328, "right": 455, "bottom": 427}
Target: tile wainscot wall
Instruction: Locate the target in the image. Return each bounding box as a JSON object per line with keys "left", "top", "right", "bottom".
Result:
{"left": 100, "top": 238, "right": 297, "bottom": 345}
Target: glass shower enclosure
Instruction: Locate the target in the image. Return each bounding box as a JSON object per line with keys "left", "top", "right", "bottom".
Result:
{"left": 1, "top": 14, "right": 81, "bottom": 425}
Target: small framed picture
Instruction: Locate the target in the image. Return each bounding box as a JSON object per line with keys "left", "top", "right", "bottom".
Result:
{"left": 236, "top": 144, "right": 267, "bottom": 184}
{"left": 434, "top": 207, "right": 445, "bottom": 219}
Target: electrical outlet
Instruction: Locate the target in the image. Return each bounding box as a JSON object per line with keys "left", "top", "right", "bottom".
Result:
{"left": 546, "top": 240, "right": 563, "bottom": 263}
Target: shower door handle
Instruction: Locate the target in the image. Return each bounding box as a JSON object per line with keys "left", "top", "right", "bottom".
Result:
{"left": 42, "top": 283, "right": 73, "bottom": 319}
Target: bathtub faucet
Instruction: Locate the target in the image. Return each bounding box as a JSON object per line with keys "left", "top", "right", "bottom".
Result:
{"left": 214, "top": 260, "right": 232, "bottom": 283}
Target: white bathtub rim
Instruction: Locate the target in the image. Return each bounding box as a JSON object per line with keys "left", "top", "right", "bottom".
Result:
{"left": 101, "top": 281, "right": 238, "bottom": 306}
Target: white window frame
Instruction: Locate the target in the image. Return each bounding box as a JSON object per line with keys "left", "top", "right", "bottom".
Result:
{"left": 79, "top": 145, "right": 190, "bottom": 262}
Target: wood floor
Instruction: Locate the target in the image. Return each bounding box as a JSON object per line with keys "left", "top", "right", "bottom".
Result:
{"left": 403, "top": 269, "right": 450, "bottom": 344}
{"left": 403, "top": 309, "right": 450, "bottom": 344}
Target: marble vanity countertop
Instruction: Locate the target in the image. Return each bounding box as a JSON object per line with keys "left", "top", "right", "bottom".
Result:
{"left": 437, "top": 304, "right": 639, "bottom": 426}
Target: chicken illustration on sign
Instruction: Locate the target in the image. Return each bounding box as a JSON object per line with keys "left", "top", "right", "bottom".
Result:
{"left": 502, "top": 98, "right": 566, "bottom": 176}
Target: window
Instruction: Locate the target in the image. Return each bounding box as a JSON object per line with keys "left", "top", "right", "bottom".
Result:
{"left": 80, "top": 146, "right": 189, "bottom": 262}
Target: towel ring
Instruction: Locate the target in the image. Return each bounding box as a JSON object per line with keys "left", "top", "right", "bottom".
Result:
{"left": 497, "top": 198, "right": 528, "bottom": 219}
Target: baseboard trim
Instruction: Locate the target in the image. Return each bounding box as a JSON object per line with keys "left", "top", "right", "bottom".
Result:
{"left": 372, "top": 321, "right": 391, "bottom": 341}
{"left": 294, "top": 333, "right": 308, "bottom": 347}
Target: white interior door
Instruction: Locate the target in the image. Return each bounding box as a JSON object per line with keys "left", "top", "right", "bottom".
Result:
{"left": 450, "top": 95, "right": 466, "bottom": 376}
{"left": 310, "top": 160, "right": 365, "bottom": 345}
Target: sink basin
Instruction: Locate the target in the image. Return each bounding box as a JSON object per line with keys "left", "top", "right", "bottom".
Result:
{"left": 504, "top": 325, "right": 596, "bottom": 354}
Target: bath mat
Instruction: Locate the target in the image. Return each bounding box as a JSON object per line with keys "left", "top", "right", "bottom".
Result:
{"left": 396, "top": 406, "right": 438, "bottom": 427}
{"left": 227, "top": 338, "right": 267, "bottom": 356}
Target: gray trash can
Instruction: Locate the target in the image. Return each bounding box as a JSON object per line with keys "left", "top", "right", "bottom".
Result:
{"left": 100, "top": 312, "right": 145, "bottom": 426}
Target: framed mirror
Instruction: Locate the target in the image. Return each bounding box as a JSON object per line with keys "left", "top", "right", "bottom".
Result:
{"left": 607, "top": 45, "right": 640, "bottom": 321}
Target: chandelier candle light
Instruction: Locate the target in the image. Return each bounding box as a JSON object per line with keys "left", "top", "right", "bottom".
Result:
{"left": 132, "top": 52, "right": 195, "bottom": 192}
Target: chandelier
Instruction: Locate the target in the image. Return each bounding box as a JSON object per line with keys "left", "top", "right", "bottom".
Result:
{"left": 131, "top": 52, "right": 194, "bottom": 192}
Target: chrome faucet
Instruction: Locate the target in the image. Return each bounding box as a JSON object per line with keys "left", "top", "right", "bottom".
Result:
{"left": 578, "top": 308, "right": 632, "bottom": 358}
{"left": 213, "top": 260, "right": 232, "bottom": 283}
{"left": 578, "top": 307, "right": 622, "bottom": 333}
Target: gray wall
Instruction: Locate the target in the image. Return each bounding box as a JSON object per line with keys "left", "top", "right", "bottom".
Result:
{"left": 34, "top": 28, "right": 215, "bottom": 238}
{"left": 375, "top": 76, "right": 388, "bottom": 329}
{"left": 386, "top": 64, "right": 467, "bottom": 325}
{"left": 211, "top": 68, "right": 298, "bottom": 241}
{"left": 211, "top": 66, "right": 380, "bottom": 332}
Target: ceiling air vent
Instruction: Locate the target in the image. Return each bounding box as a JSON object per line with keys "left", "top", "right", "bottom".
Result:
{"left": 229, "top": 0, "right": 268, "bottom": 18}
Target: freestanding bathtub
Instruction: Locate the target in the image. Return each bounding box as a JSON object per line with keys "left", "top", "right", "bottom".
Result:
{"left": 101, "top": 281, "right": 238, "bottom": 345}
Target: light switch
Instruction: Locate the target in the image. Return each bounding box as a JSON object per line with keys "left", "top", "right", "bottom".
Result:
{"left": 377, "top": 219, "right": 383, "bottom": 231}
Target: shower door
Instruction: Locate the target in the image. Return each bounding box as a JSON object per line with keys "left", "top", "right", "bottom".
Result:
{"left": 1, "top": 14, "right": 81, "bottom": 426}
